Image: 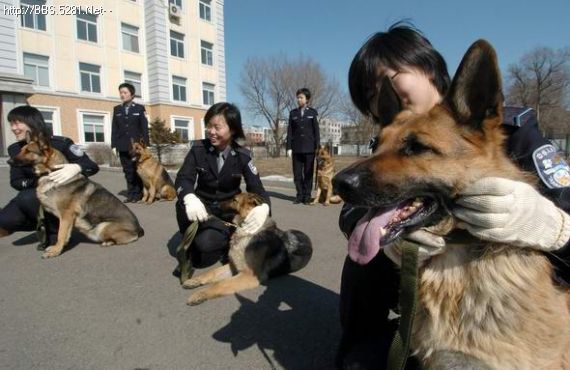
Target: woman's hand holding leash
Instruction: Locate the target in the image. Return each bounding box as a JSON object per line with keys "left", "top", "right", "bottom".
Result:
{"left": 48, "top": 164, "right": 82, "bottom": 185}
{"left": 241, "top": 203, "right": 269, "bottom": 234}
{"left": 454, "top": 177, "right": 570, "bottom": 252}
{"left": 184, "top": 194, "right": 209, "bottom": 222}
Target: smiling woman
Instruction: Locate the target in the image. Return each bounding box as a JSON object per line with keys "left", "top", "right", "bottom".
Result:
{"left": 0, "top": 105, "right": 99, "bottom": 249}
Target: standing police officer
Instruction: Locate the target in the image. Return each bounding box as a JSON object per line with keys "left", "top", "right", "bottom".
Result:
{"left": 175, "top": 102, "right": 271, "bottom": 271}
{"left": 111, "top": 82, "right": 149, "bottom": 203}
{"left": 286, "top": 88, "right": 320, "bottom": 204}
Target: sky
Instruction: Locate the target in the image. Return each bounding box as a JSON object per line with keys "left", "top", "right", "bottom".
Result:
{"left": 224, "top": 0, "right": 570, "bottom": 126}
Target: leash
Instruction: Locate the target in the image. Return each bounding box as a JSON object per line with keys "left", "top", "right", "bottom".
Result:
{"left": 387, "top": 241, "right": 419, "bottom": 370}
{"left": 175, "top": 215, "right": 238, "bottom": 284}
{"left": 386, "top": 229, "right": 481, "bottom": 369}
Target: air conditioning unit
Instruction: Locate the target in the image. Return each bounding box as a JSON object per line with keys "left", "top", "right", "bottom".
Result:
{"left": 169, "top": 4, "right": 181, "bottom": 18}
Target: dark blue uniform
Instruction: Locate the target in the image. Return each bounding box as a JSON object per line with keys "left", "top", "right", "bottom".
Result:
{"left": 0, "top": 136, "right": 99, "bottom": 244}
{"left": 111, "top": 102, "right": 149, "bottom": 201}
{"left": 175, "top": 139, "right": 270, "bottom": 267}
{"left": 336, "top": 107, "right": 570, "bottom": 369}
{"left": 286, "top": 106, "right": 320, "bottom": 203}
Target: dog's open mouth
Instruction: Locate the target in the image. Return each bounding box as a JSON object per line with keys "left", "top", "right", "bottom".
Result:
{"left": 348, "top": 197, "right": 439, "bottom": 265}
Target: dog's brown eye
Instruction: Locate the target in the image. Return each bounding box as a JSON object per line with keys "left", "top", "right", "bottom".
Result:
{"left": 400, "top": 135, "right": 436, "bottom": 156}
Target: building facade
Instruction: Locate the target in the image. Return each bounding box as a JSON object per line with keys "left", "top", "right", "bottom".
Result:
{"left": 0, "top": 0, "right": 226, "bottom": 155}
{"left": 319, "top": 118, "right": 342, "bottom": 146}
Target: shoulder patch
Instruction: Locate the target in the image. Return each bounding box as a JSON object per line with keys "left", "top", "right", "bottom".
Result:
{"left": 247, "top": 160, "right": 258, "bottom": 175}
{"left": 532, "top": 144, "right": 570, "bottom": 189}
{"left": 69, "top": 144, "right": 85, "bottom": 157}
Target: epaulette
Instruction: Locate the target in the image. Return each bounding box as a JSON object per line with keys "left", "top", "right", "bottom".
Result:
{"left": 502, "top": 106, "right": 536, "bottom": 127}
{"left": 234, "top": 146, "right": 252, "bottom": 158}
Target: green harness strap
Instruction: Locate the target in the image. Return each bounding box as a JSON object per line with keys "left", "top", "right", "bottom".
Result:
{"left": 175, "top": 221, "right": 200, "bottom": 284}
{"left": 387, "top": 241, "right": 420, "bottom": 370}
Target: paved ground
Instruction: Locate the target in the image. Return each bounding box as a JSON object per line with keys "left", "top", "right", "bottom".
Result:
{"left": 0, "top": 169, "right": 348, "bottom": 370}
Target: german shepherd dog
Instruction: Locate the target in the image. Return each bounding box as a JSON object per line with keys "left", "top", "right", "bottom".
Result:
{"left": 311, "top": 145, "right": 342, "bottom": 206}
{"left": 8, "top": 133, "right": 144, "bottom": 258}
{"left": 333, "top": 40, "right": 570, "bottom": 369}
{"left": 183, "top": 193, "right": 313, "bottom": 306}
{"left": 129, "top": 140, "right": 176, "bottom": 204}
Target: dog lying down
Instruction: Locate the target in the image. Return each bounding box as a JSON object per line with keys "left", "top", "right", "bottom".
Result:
{"left": 183, "top": 193, "right": 313, "bottom": 306}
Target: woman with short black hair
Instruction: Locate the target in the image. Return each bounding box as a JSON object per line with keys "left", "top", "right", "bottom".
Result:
{"left": 175, "top": 102, "right": 270, "bottom": 272}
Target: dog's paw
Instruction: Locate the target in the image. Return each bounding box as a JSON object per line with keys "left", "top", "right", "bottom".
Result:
{"left": 323, "top": 202, "right": 330, "bottom": 206}
{"left": 182, "top": 278, "right": 202, "bottom": 290}
{"left": 101, "top": 241, "right": 116, "bottom": 247}
{"left": 187, "top": 291, "right": 208, "bottom": 306}
{"left": 42, "top": 246, "right": 62, "bottom": 259}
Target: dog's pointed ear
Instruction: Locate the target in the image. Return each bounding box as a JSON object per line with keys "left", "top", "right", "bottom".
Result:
{"left": 445, "top": 40, "right": 503, "bottom": 130}
{"left": 372, "top": 76, "right": 403, "bottom": 127}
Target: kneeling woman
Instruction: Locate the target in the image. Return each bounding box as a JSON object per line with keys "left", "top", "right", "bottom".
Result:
{"left": 175, "top": 102, "right": 271, "bottom": 269}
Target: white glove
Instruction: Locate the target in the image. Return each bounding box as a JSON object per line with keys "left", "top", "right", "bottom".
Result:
{"left": 287, "top": 149, "right": 292, "bottom": 158}
{"left": 241, "top": 203, "right": 270, "bottom": 234}
{"left": 183, "top": 194, "right": 209, "bottom": 222}
{"left": 48, "top": 164, "right": 82, "bottom": 185}
{"left": 453, "top": 177, "right": 570, "bottom": 252}
{"left": 383, "top": 229, "right": 446, "bottom": 267}
{"left": 112, "top": 147, "right": 118, "bottom": 157}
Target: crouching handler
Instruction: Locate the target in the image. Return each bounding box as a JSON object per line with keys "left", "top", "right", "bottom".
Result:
{"left": 174, "top": 102, "right": 271, "bottom": 281}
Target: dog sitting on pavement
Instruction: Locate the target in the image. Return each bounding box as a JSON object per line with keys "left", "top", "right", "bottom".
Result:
{"left": 129, "top": 140, "right": 176, "bottom": 204}
{"left": 183, "top": 192, "right": 313, "bottom": 306}
{"left": 8, "top": 133, "right": 144, "bottom": 258}
{"left": 312, "top": 145, "right": 342, "bottom": 206}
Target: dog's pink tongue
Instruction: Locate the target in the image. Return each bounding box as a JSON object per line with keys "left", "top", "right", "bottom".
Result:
{"left": 348, "top": 207, "right": 398, "bottom": 265}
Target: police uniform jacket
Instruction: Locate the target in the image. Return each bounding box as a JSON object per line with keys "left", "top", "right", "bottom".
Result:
{"left": 111, "top": 102, "right": 149, "bottom": 152}
{"left": 8, "top": 136, "right": 99, "bottom": 191}
{"left": 340, "top": 106, "right": 570, "bottom": 284}
{"left": 286, "top": 107, "right": 320, "bottom": 154}
{"left": 175, "top": 139, "right": 271, "bottom": 209}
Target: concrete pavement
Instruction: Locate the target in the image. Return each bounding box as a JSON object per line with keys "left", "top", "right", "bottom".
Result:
{"left": 0, "top": 169, "right": 348, "bottom": 370}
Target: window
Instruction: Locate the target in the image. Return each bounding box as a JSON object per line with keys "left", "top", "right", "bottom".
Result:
{"left": 169, "top": 0, "right": 182, "bottom": 8}
{"left": 39, "top": 110, "right": 54, "bottom": 136}
{"left": 121, "top": 23, "right": 139, "bottom": 53}
{"left": 124, "top": 71, "right": 142, "bottom": 98}
{"left": 174, "top": 119, "right": 191, "bottom": 142}
{"left": 202, "top": 82, "right": 215, "bottom": 105}
{"left": 170, "top": 31, "right": 184, "bottom": 58}
{"left": 200, "top": 41, "right": 213, "bottom": 66}
{"left": 79, "top": 62, "right": 101, "bottom": 93}
{"left": 20, "top": 0, "right": 46, "bottom": 31}
{"left": 172, "top": 76, "right": 187, "bottom": 102}
{"left": 199, "top": 0, "right": 211, "bottom": 21}
{"left": 77, "top": 13, "right": 98, "bottom": 43}
{"left": 23, "top": 52, "right": 49, "bottom": 87}
{"left": 82, "top": 114, "right": 105, "bottom": 143}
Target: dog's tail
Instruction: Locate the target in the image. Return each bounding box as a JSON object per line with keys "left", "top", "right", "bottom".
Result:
{"left": 282, "top": 230, "right": 313, "bottom": 273}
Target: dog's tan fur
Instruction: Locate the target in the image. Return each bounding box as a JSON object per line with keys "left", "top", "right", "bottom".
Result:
{"left": 9, "top": 134, "right": 144, "bottom": 258}
{"left": 335, "top": 40, "right": 570, "bottom": 369}
{"left": 311, "top": 145, "right": 342, "bottom": 206}
{"left": 130, "top": 141, "right": 176, "bottom": 204}
{"left": 183, "top": 193, "right": 312, "bottom": 306}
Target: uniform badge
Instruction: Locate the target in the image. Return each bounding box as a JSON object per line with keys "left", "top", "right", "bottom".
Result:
{"left": 248, "top": 160, "right": 258, "bottom": 175}
{"left": 69, "top": 144, "right": 85, "bottom": 157}
{"left": 532, "top": 144, "right": 570, "bottom": 188}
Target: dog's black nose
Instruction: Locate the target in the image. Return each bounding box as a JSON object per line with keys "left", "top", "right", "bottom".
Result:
{"left": 333, "top": 168, "right": 363, "bottom": 198}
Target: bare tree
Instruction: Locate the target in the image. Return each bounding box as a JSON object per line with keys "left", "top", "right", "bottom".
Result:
{"left": 506, "top": 46, "right": 570, "bottom": 135}
{"left": 240, "top": 55, "right": 341, "bottom": 157}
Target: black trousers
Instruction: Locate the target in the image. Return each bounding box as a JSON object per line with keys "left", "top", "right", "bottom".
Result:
{"left": 0, "top": 188, "right": 59, "bottom": 244}
{"left": 337, "top": 253, "right": 404, "bottom": 369}
{"left": 119, "top": 151, "right": 143, "bottom": 200}
{"left": 292, "top": 153, "right": 315, "bottom": 201}
{"left": 175, "top": 199, "right": 234, "bottom": 268}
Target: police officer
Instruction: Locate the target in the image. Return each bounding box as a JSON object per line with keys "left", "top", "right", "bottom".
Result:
{"left": 175, "top": 102, "right": 271, "bottom": 270}
{"left": 0, "top": 105, "right": 99, "bottom": 248}
{"left": 111, "top": 82, "right": 149, "bottom": 203}
{"left": 286, "top": 88, "right": 320, "bottom": 204}
{"left": 337, "top": 24, "right": 570, "bottom": 369}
